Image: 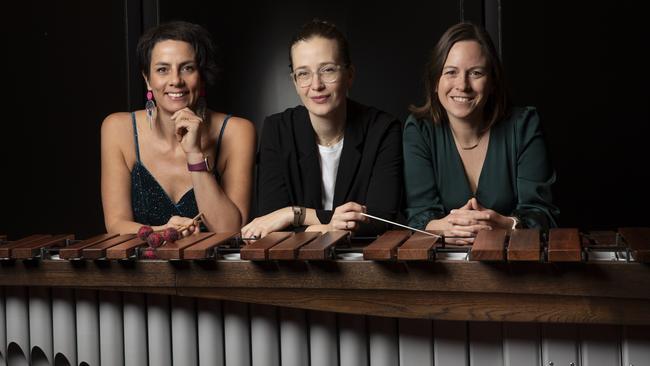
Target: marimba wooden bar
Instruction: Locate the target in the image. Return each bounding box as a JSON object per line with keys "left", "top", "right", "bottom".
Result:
{"left": 397, "top": 232, "right": 438, "bottom": 260}
{"left": 59, "top": 233, "right": 119, "bottom": 259}
{"left": 0, "top": 234, "right": 51, "bottom": 258}
{"left": 619, "top": 227, "right": 650, "bottom": 261}
{"left": 268, "top": 232, "right": 320, "bottom": 260}
{"left": 547, "top": 228, "right": 582, "bottom": 261}
{"left": 469, "top": 229, "right": 507, "bottom": 261}
{"left": 296, "top": 231, "right": 348, "bottom": 260}
{"left": 363, "top": 230, "right": 410, "bottom": 260}
{"left": 240, "top": 232, "right": 292, "bottom": 260}
{"left": 156, "top": 232, "right": 215, "bottom": 260}
{"left": 105, "top": 237, "right": 146, "bottom": 259}
{"left": 11, "top": 235, "right": 73, "bottom": 259}
{"left": 81, "top": 234, "right": 136, "bottom": 259}
{"left": 183, "top": 232, "right": 238, "bottom": 260}
{"left": 507, "top": 229, "right": 541, "bottom": 261}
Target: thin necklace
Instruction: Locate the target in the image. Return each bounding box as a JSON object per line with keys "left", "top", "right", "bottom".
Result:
{"left": 319, "top": 131, "right": 344, "bottom": 147}
{"left": 451, "top": 127, "right": 483, "bottom": 150}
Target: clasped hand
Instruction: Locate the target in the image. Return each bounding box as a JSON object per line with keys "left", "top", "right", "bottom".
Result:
{"left": 427, "top": 198, "right": 513, "bottom": 244}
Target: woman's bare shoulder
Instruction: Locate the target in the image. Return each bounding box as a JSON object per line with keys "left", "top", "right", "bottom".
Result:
{"left": 208, "top": 112, "right": 256, "bottom": 141}
{"left": 225, "top": 115, "right": 255, "bottom": 137}
{"left": 100, "top": 112, "right": 141, "bottom": 160}
{"left": 101, "top": 111, "right": 136, "bottom": 136}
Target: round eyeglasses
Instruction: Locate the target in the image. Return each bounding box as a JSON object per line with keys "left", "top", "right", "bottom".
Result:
{"left": 291, "top": 64, "right": 345, "bottom": 87}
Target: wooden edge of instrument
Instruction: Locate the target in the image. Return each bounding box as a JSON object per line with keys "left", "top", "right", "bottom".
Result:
{"left": 59, "top": 233, "right": 120, "bottom": 259}
{"left": 240, "top": 231, "right": 293, "bottom": 261}
{"left": 81, "top": 235, "right": 137, "bottom": 259}
{"left": 178, "top": 287, "right": 650, "bottom": 326}
{"left": 397, "top": 232, "right": 438, "bottom": 261}
{"left": 547, "top": 228, "right": 582, "bottom": 262}
{"left": 155, "top": 233, "right": 215, "bottom": 260}
{"left": 298, "top": 231, "right": 349, "bottom": 260}
{"left": 507, "top": 229, "right": 541, "bottom": 261}
{"left": 469, "top": 229, "right": 507, "bottom": 261}
{"left": 105, "top": 237, "right": 147, "bottom": 259}
{"left": 268, "top": 232, "right": 321, "bottom": 260}
{"left": 12, "top": 234, "right": 75, "bottom": 259}
{"left": 363, "top": 230, "right": 411, "bottom": 261}
{"left": 183, "top": 232, "right": 239, "bottom": 260}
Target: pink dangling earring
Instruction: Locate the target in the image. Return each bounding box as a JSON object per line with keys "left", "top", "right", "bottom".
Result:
{"left": 145, "top": 90, "right": 156, "bottom": 129}
{"left": 195, "top": 88, "right": 207, "bottom": 121}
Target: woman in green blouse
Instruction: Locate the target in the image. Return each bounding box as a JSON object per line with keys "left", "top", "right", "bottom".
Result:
{"left": 403, "top": 22, "right": 559, "bottom": 244}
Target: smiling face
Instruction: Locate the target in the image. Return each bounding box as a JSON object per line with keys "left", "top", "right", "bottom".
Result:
{"left": 437, "top": 40, "right": 490, "bottom": 126}
{"left": 290, "top": 36, "right": 353, "bottom": 120}
{"left": 144, "top": 40, "right": 202, "bottom": 117}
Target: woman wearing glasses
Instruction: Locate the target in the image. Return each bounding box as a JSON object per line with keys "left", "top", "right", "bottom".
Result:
{"left": 241, "top": 19, "right": 402, "bottom": 238}
{"left": 404, "top": 22, "right": 559, "bottom": 244}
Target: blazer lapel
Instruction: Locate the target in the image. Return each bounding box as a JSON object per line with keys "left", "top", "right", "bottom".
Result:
{"left": 333, "top": 102, "right": 363, "bottom": 207}
{"left": 294, "top": 107, "right": 323, "bottom": 208}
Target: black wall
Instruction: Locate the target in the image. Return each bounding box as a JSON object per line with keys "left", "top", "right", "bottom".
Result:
{"left": 3, "top": 0, "right": 128, "bottom": 238}
{"left": 502, "top": 0, "right": 650, "bottom": 228}
{"left": 157, "top": 0, "right": 463, "bottom": 126}
{"left": 1, "top": 0, "right": 647, "bottom": 239}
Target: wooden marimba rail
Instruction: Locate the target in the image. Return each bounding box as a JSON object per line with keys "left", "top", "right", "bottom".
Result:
{"left": 1, "top": 228, "right": 649, "bottom": 325}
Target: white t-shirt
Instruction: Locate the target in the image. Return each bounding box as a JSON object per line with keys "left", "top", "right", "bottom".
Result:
{"left": 318, "top": 138, "right": 344, "bottom": 210}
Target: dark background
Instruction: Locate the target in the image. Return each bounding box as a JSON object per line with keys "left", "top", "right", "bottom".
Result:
{"left": 2, "top": 0, "right": 648, "bottom": 239}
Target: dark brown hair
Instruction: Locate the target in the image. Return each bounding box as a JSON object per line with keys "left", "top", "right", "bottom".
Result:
{"left": 410, "top": 22, "right": 509, "bottom": 129}
{"left": 289, "top": 19, "right": 351, "bottom": 70}
{"left": 137, "top": 21, "right": 220, "bottom": 86}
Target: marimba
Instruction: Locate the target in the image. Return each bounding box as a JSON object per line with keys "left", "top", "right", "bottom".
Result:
{"left": 2, "top": 227, "right": 648, "bottom": 263}
{"left": 1, "top": 228, "right": 649, "bottom": 366}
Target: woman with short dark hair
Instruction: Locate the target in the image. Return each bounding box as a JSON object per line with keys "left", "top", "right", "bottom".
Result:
{"left": 101, "top": 21, "right": 255, "bottom": 235}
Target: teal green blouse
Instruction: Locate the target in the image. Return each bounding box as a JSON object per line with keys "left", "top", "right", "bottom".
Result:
{"left": 403, "top": 106, "right": 559, "bottom": 230}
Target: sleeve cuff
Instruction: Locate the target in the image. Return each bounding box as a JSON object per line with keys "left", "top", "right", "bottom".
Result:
{"left": 316, "top": 209, "right": 334, "bottom": 226}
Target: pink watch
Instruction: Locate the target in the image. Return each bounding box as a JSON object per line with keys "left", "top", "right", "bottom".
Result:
{"left": 187, "top": 156, "right": 211, "bottom": 172}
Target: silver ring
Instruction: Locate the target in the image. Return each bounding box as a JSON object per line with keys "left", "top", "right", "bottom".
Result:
{"left": 346, "top": 221, "right": 350, "bottom": 230}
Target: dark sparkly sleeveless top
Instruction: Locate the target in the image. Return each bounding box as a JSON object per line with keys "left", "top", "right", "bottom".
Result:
{"left": 130, "top": 112, "right": 230, "bottom": 226}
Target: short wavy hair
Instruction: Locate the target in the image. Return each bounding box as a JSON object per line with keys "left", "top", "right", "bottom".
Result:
{"left": 137, "top": 21, "right": 220, "bottom": 86}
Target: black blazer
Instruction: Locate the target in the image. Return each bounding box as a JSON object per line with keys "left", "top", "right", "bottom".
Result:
{"left": 257, "top": 99, "right": 403, "bottom": 236}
